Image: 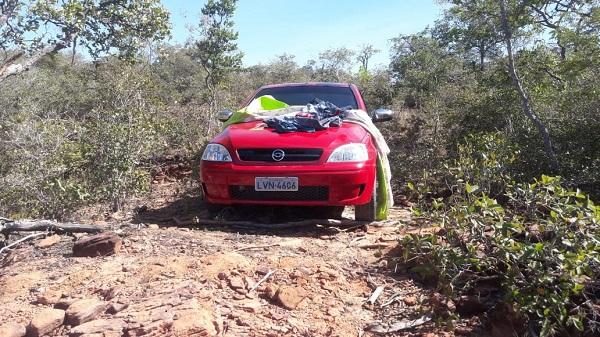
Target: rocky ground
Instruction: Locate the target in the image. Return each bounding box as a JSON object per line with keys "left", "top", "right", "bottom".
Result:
{"left": 0, "top": 181, "right": 473, "bottom": 337}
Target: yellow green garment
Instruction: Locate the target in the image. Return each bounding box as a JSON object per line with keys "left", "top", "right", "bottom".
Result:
{"left": 222, "top": 95, "right": 392, "bottom": 220}
{"left": 223, "top": 95, "right": 289, "bottom": 127}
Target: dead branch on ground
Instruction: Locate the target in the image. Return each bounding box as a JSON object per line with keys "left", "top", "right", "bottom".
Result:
{"left": 0, "top": 218, "right": 103, "bottom": 237}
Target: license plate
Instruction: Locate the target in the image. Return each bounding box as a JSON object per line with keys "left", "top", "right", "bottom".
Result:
{"left": 255, "top": 177, "right": 298, "bottom": 191}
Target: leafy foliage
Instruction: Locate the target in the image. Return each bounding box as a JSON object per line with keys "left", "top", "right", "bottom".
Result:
{"left": 403, "top": 134, "right": 600, "bottom": 336}
{"left": 0, "top": 0, "right": 170, "bottom": 80}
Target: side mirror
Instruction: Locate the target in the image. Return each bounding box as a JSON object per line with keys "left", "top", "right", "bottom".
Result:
{"left": 371, "top": 108, "right": 393, "bottom": 123}
{"left": 218, "top": 109, "right": 234, "bottom": 122}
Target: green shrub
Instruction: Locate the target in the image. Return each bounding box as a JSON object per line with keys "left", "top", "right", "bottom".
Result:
{"left": 402, "top": 133, "right": 600, "bottom": 335}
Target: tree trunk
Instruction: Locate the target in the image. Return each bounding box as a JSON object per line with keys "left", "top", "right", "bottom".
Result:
{"left": 479, "top": 42, "right": 485, "bottom": 71}
{"left": 499, "top": 0, "right": 559, "bottom": 172}
{"left": 0, "top": 42, "right": 67, "bottom": 82}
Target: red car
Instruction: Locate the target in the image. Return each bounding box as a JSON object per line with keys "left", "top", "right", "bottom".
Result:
{"left": 200, "top": 82, "right": 392, "bottom": 221}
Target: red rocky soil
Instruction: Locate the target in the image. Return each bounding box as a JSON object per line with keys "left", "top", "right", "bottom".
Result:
{"left": 0, "top": 181, "right": 460, "bottom": 337}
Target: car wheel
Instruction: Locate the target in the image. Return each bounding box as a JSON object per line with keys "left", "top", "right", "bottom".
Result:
{"left": 355, "top": 179, "right": 377, "bottom": 222}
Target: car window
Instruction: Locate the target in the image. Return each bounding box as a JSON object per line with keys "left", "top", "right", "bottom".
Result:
{"left": 253, "top": 86, "right": 358, "bottom": 109}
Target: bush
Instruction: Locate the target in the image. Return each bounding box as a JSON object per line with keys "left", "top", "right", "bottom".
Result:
{"left": 401, "top": 134, "right": 600, "bottom": 336}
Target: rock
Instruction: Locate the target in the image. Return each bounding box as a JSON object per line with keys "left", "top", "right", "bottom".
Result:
{"left": 36, "top": 290, "right": 63, "bottom": 305}
{"left": 106, "top": 302, "right": 128, "bottom": 314}
{"left": 118, "top": 296, "right": 217, "bottom": 336}
{"left": 261, "top": 285, "right": 277, "bottom": 300}
{"left": 66, "top": 299, "right": 107, "bottom": 326}
{"left": 274, "top": 286, "right": 307, "bottom": 310}
{"left": 55, "top": 298, "right": 77, "bottom": 310}
{"left": 36, "top": 235, "right": 61, "bottom": 248}
{"left": 236, "top": 299, "right": 262, "bottom": 313}
{"left": 27, "top": 308, "right": 65, "bottom": 337}
{"left": 403, "top": 296, "right": 418, "bottom": 306}
{"left": 68, "top": 319, "right": 125, "bottom": 336}
{"left": 172, "top": 307, "right": 218, "bottom": 336}
{"left": 228, "top": 276, "right": 244, "bottom": 290}
{"left": 0, "top": 322, "right": 26, "bottom": 337}
{"left": 243, "top": 276, "right": 255, "bottom": 290}
{"left": 148, "top": 224, "right": 159, "bottom": 229}
{"left": 72, "top": 232, "right": 122, "bottom": 257}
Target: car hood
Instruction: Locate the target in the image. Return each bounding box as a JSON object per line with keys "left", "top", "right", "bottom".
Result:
{"left": 212, "top": 121, "right": 369, "bottom": 150}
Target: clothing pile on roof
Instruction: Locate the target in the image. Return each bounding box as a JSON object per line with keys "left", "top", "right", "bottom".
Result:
{"left": 264, "top": 99, "right": 346, "bottom": 133}
{"left": 223, "top": 95, "right": 394, "bottom": 221}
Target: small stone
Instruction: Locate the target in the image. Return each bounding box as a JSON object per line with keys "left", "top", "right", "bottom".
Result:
{"left": 66, "top": 299, "right": 107, "bottom": 326}
{"left": 0, "top": 322, "right": 26, "bottom": 337}
{"left": 255, "top": 267, "right": 270, "bottom": 276}
{"left": 148, "top": 224, "right": 159, "bottom": 229}
{"left": 261, "top": 285, "right": 277, "bottom": 300}
{"left": 298, "top": 266, "right": 313, "bottom": 275}
{"left": 54, "top": 298, "right": 76, "bottom": 310}
{"left": 243, "top": 276, "right": 255, "bottom": 290}
{"left": 36, "top": 290, "right": 63, "bottom": 305}
{"left": 228, "top": 276, "right": 244, "bottom": 290}
{"left": 217, "top": 272, "right": 228, "bottom": 280}
{"left": 232, "top": 293, "right": 246, "bottom": 300}
{"left": 274, "top": 286, "right": 307, "bottom": 310}
{"left": 27, "top": 308, "right": 65, "bottom": 337}
{"left": 106, "top": 302, "right": 128, "bottom": 314}
{"left": 236, "top": 299, "right": 261, "bottom": 313}
{"left": 68, "top": 319, "right": 125, "bottom": 336}
{"left": 326, "top": 307, "right": 340, "bottom": 317}
{"left": 36, "top": 235, "right": 61, "bottom": 248}
{"left": 403, "top": 296, "right": 418, "bottom": 306}
{"left": 72, "top": 232, "right": 122, "bottom": 257}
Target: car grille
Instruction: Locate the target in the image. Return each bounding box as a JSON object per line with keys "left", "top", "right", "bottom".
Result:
{"left": 237, "top": 148, "right": 323, "bottom": 162}
{"left": 229, "top": 186, "right": 329, "bottom": 201}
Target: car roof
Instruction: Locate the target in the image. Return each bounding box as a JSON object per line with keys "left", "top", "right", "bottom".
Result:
{"left": 258, "top": 82, "right": 352, "bottom": 89}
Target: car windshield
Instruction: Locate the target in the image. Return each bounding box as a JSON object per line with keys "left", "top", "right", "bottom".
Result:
{"left": 252, "top": 85, "right": 358, "bottom": 109}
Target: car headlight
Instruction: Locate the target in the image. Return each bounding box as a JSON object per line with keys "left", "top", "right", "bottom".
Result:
{"left": 327, "top": 143, "right": 368, "bottom": 162}
{"left": 201, "top": 144, "right": 232, "bottom": 162}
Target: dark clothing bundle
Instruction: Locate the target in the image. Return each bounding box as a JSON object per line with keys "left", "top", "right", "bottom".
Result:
{"left": 265, "top": 99, "right": 348, "bottom": 133}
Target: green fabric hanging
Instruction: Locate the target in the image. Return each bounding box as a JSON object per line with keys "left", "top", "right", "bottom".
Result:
{"left": 375, "top": 156, "right": 389, "bottom": 220}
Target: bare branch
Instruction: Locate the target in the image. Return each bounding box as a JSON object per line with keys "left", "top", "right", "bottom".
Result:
{"left": 0, "top": 41, "right": 68, "bottom": 82}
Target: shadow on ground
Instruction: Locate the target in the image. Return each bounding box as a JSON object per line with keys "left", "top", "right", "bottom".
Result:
{"left": 132, "top": 188, "right": 355, "bottom": 237}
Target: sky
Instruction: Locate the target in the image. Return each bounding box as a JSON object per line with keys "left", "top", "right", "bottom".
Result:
{"left": 162, "top": 0, "right": 446, "bottom": 68}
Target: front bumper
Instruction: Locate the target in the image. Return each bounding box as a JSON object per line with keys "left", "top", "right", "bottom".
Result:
{"left": 200, "top": 161, "right": 375, "bottom": 206}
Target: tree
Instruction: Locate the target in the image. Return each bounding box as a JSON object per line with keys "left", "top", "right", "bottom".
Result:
{"left": 433, "top": 5, "right": 503, "bottom": 70}
{"left": 314, "top": 47, "right": 355, "bottom": 82}
{"left": 527, "top": 0, "right": 597, "bottom": 60}
{"left": 189, "top": 0, "right": 243, "bottom": 112}
{"left": 499, "top": 0, "right": 559, "bottom": 170}
{"left": 356, "top": 44, "right": 380, "bottom": 71}
{"left": 0, "top": 0, "right": 170, "bottom": 82}
{"left": 389, "top": 33, "right": 455, "bottom": 107}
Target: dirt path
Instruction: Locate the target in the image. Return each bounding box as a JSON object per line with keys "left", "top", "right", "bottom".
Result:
{"left": 0, "top": 183, "right": 444, "bottom": 337}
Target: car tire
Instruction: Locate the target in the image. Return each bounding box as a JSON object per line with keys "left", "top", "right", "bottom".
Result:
{"left": 355, "top": 178, "right": 377, "bottom": 222}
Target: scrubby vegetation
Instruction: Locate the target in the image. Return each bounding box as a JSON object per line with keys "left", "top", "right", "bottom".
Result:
{"left": 1, "top": 0, "right": 599, "bottom": 334}
{"left": 403, "top": 133, "right": 599, "bottom": 336}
